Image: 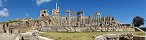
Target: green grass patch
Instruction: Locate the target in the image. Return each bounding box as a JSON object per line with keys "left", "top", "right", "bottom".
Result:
{"left": 40, "top": 31, "right": 145, "bottom": 40}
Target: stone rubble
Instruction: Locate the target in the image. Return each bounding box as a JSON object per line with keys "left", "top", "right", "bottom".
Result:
{"left": 94, "top": 33, "right": 146, "bottom": 40}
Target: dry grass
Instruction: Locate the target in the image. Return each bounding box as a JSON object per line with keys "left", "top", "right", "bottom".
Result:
{"left": 40, "top": 31, "right": 145, "bottom": 40}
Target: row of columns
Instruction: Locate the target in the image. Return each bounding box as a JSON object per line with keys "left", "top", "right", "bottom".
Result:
{"left": 38, "top": 10, "right": 124, "bottom": 31}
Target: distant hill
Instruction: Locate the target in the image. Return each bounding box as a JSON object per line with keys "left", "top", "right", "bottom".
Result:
{"left": 140, "top": 27, "right": 146, "bottom": 31}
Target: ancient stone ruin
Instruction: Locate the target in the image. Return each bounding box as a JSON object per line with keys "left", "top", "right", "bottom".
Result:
{"left": 0, "top": 0, "right": 144, "bottom": 40}
{"left": 94, "top": 33, "right": 146, "bottom": 40}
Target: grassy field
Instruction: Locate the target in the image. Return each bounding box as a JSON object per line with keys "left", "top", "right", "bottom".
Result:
{"left": 40, "top": 31, "right": 146, "bottom": 40}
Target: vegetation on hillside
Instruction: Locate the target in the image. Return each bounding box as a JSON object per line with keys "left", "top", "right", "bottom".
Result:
{"left": 132, "top": 16, "right": 145, "bottom": 31}
{"left": 132, "top": 16, "right": 144, "bottom": 27}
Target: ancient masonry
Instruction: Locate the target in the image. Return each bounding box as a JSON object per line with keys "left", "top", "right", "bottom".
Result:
{"left": 0, "top": 0, "right": 135, "bottom": 33}
{"left": 36, "top": 1, "right": 134, "bottom": 32}
{"left": 0, "top": 0, "right": 146, "bottom": 40}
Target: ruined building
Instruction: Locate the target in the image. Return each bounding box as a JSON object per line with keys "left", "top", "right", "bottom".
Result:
{"left": 0, "top": 0, "right": 134, "bottom": 32}
{"left": 32, "top": 1, "right": 134, "bottom": 32}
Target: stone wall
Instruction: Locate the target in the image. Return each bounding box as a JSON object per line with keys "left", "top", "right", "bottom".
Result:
{"left": 38, "top": 26, "right": 108, "bottom": 32}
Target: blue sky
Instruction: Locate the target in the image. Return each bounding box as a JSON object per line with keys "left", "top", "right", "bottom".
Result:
{"left": 0, "top": 0, "right": 146, "bottom": 27}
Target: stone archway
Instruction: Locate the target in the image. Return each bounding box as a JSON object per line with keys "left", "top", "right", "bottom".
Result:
{"left": 9, "top": 28, "right": 13, "bottom": 34}
{"left": 49, "top": 20, "right": 51, "bottom": 24}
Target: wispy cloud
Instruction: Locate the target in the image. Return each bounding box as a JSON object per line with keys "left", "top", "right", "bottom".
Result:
{"left": 0, "top": 8, "right": 9, "bottom": 17}
{"left": 0, "top": 0, "right": 2, "bottom": 6}
{"left": 0, "top": 0, "right": 7, "bottom": 7}
{"left": 32, "top": 0, "right": 34, "bottom": 1}
{"left": 25, "top": 13, "right": 29, "bottom": 16}
{"left": 36, "top": 0, "right": 51, "bottom": 6}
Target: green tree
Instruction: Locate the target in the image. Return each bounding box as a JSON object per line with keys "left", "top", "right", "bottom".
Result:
{"left": 132, "top": 16, "right": 144, "bottom": 31}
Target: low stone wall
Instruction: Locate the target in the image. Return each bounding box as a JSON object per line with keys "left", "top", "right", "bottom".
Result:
{"left": 37, "top": 26, "right": 135, "bottom": 32}
{"left": 38, "top": 26, "right": 133, "bottom": 32}
{"left": 38, "top": 26, "right": 94, "bottom": 32}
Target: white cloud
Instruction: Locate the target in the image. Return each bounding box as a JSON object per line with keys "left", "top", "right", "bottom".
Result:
{"left": 25, "top": 13, "right": 29, "bottom": 16}
{"left": 0, "top": 8, "right": 9, "bottom": 17}
{"left": 0, "top": 0, "right": 8, "bottom": 17}
{"left": 36, "top": 0, "right": 51, "bottom": 6}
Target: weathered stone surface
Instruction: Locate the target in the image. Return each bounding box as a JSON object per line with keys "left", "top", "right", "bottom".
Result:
{"left": 0, "top": 30, "right": 53, "bottom": 40}
{"left": 0, "top": 33, "right": 16, "bottom": 40}
{"left": 94, "top": 33, "right": 146, "bottom": 40}
{"left": 133, "top": 36, "right": 146, "bottom": 40}
{"left": 94, "top": 35, "right": 107, "bottom": 40}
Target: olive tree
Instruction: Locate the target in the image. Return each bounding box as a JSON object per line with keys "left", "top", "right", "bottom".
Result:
{"left": 132, "top": 16, "right": 144, "bottom": 31}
